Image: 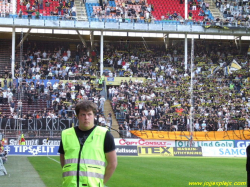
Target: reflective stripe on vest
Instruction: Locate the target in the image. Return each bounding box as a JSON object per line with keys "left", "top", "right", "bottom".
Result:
{"left": 63, "top": 171, "right": 104, "bottom": 179}
{"left": 65, "top": 158, "right": 105, "bottom": 166}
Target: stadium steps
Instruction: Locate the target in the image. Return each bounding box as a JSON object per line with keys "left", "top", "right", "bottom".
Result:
{"left": 74, "top": 0, "right": 88, "bottom": 21}
{"left": 0, "top": 40, "right": 12, "bottom": 78}
{"left": 204, "top": 0, "right": 223, "bottom": 19}
{"left": 103, "top": 100, "right": 120, "bottom": 138}
{"left": 0, "top": 93, "right": 52, "bottom": 117}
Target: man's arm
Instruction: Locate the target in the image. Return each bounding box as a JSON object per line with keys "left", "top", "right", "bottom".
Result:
{"left": 104, "top": 150, "right": 117, "bottom": 184}
{"left": 60, "top": 153, "right": 65, "bottom": 168}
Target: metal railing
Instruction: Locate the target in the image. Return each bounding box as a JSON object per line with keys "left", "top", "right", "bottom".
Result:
{"left": 0, "top": 16, "right": 249, "bottom": 35}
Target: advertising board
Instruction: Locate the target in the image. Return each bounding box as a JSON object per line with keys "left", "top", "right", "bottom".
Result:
{"left": 4, "top": 145, "right": 59, "bottom": 156}
{"left": 115, "top": 138, "right": 175, "bottom": 147}
{"left": 202, "top": 147, "right": 246, "bottom": 157}
{"left": 173, "top": 147, "right": 202, "bottom": 156}
{"left": 7, "top": 138, "right": 61, "bottom": 146}
{"left": 115, "top": 146, "right": 138, "bottom": 156}
{"left": 175, "top": 140, "right": 234, "bottom": 148}
{"left": 234, "top": 140, "right": 250, "bottom": 148}
{"left": 137, "top": 146, "right": 174, "bottom": 156}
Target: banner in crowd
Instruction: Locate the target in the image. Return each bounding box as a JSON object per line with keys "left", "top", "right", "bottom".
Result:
{"left": 234, "top": 140, "right": 250, "bottom": 148}
{"left": 0, "top": 118, "right": 77, "bottom": 130}
{"left": 4, "top": 145, "right": 59, "bottom": 156}
{"left": 7, "top": 138, "right": 61, "bottom": 146}
{"left": 15, "top": 79, "right": 59, "bottom": 87}
{"left": 115, "top": 146, "right": 138, "bottom": 156}
{"left": 202, "top": 147, "right": 246, "bottom": 157}
{"left": 175, "top": 140, "right": 234, "bottom": 148}
{"left": 130, "top": 130, "right": 250, "bottom": 141}
{"left": 203, "top": 25, "right": 229, "bottom": 30}
{"left": 114, "top": 138, "right": 175, "bottom": 147}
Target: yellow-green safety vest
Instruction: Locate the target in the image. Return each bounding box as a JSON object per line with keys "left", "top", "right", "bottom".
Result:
{"left": 62, "top": 126, "right": 107, "bottom": 187}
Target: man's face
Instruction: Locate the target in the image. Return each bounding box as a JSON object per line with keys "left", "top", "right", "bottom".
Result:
{"left": 77, "top": 110, "right": 95, "bottom": 131}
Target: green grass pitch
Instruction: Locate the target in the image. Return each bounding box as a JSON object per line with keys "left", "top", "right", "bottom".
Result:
{"left": 28, "top": 156, "right": 247, "bottom": 187}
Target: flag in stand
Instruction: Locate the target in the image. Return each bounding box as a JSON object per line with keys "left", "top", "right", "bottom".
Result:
{"left": 176, "top": 108, "right": 184, "bottom": 116}
{"left": 20, "top": 134, "right": 26, "bottom": 145}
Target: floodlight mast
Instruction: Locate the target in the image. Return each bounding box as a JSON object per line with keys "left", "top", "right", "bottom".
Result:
{"left": 189, "top": 38, "right": 194, "bottom": 147}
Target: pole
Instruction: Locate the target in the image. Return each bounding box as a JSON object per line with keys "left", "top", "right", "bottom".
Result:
{"left": 185, "top": 0, "right": 188, "bottom": 20}
{"left": 76, "top": 30, "right": 87, "bottom": 47}
{"left": 185, "top": 34, "right": 188, "bottom": 71}
{"left": 11, "top": 27, "right": 15, "bottom": 79}
{"left": 19, "top": 31, "right": 24, "bottom": 118}
{"left": 16, "top": 28, "right": 31, "bottom": 49}
{"left": 239, "top": 36, "right": 242, "bottom": 54}
{"left": 90, "top": 31, "right": 95, "bottom": 51}
{"left": 189, "top": 38, "right": 194, "bottom": 147}
{"left": 100, "top": 30, "right": 104, "bottom": 76}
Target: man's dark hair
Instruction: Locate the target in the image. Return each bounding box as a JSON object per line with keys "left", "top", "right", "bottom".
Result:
{"left": 75, "top": 100, "right": 97, "bottom": 116}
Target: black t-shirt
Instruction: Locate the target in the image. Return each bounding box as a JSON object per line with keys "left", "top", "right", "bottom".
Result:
{"left": 58, "top": 126, "right": 115, "bottom": 154}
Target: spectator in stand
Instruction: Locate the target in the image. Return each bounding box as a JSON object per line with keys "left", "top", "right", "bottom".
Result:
{"left": 188, "top": 11, "right": 193, "bottom": 20}
{"left": 199, "top": 10, "right": 205, "bottom": 16}
{"left": 18, "top": 10, "right": 23, "bottom": 18}
{"left": 45, "top": 1, "right": 50, "bottom": 7}
{"left": 71, "top": 4, "right": 76, "bottom": 18}
{"left": 192, "top": 1, "right": 197, "bottom": 10}
{"left": 215, "top": 16, "right": 221, "bottom": 25}
{"left": 172, "top": 11, "right": 178, "bottom": 19}
{"left": 216, "top": 0, "right": 221, "bottom": 8}
{"left": 26, "top": 2, "right": 31, "bottom": 10}
{"left": 59, "top": 106, "right": 67, "bottom": 118}
{"left": 7, "top": 90, "right": 13, "bottom": 104}
{"left": 9, "top": 100, "right": 15, "bottom": 115}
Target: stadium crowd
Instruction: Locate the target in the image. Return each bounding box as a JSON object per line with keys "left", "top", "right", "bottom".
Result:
{"left": 0, "top": 0, "right": 76, "bottom": 19}
{"left": 86, "top": 0, "right": 250, "bottom": 27}
{"left": 214, "top": 0, "right": 250, "bottom": 26}
{"left": 106, "top": 40, "right": 250, "bottom": 132}
{"left": 90, "top": 0, "right": 157, "bottom": 23}
{"left": 0, "top": 42, "right": 110, "bottom": 127}
{"left": 0, "top": 39, "right": 249, "bottom": 135}
{"left": 19, "top": 0, "right": 76, "bottom": 19}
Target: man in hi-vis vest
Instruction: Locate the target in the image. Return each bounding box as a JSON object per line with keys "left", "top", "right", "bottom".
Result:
{"left": 58, "top": 100, "right": 117, "bottom": 187}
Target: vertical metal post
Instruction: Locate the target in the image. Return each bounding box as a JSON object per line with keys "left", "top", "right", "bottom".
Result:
{"left": 90, "top": 31, "right": 95, "bottom": 51}
{"left": 189, "top": 38, "right": 194, "bottom": 147}
{"left": 13, "top": 0, "right": 16, "bottom": 15}
{"left": 11, "top": 27, "right": 15, "bottom": 79}
{"left": 18, "top": 31, "right": 24, "bottom": 118}
{"left": 239, "top": 36, "right": 242, "bottom": 54}
{"left": 100, "top": 31, "right": 104, "bottom": 76}
{"left": 185, "top": 0, "right": 188, "bottom": 20}
{"left": 185, "top": 34, "right": 188, "bottom": 71}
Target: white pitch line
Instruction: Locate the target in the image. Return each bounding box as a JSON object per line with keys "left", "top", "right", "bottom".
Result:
{"left": 47, "top": 156, "right": 60, "bottom": 164}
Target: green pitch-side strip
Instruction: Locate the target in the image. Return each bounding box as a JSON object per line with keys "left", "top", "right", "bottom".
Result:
{"left": 1, "top": 156, "right": 46, "bottom": 187}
